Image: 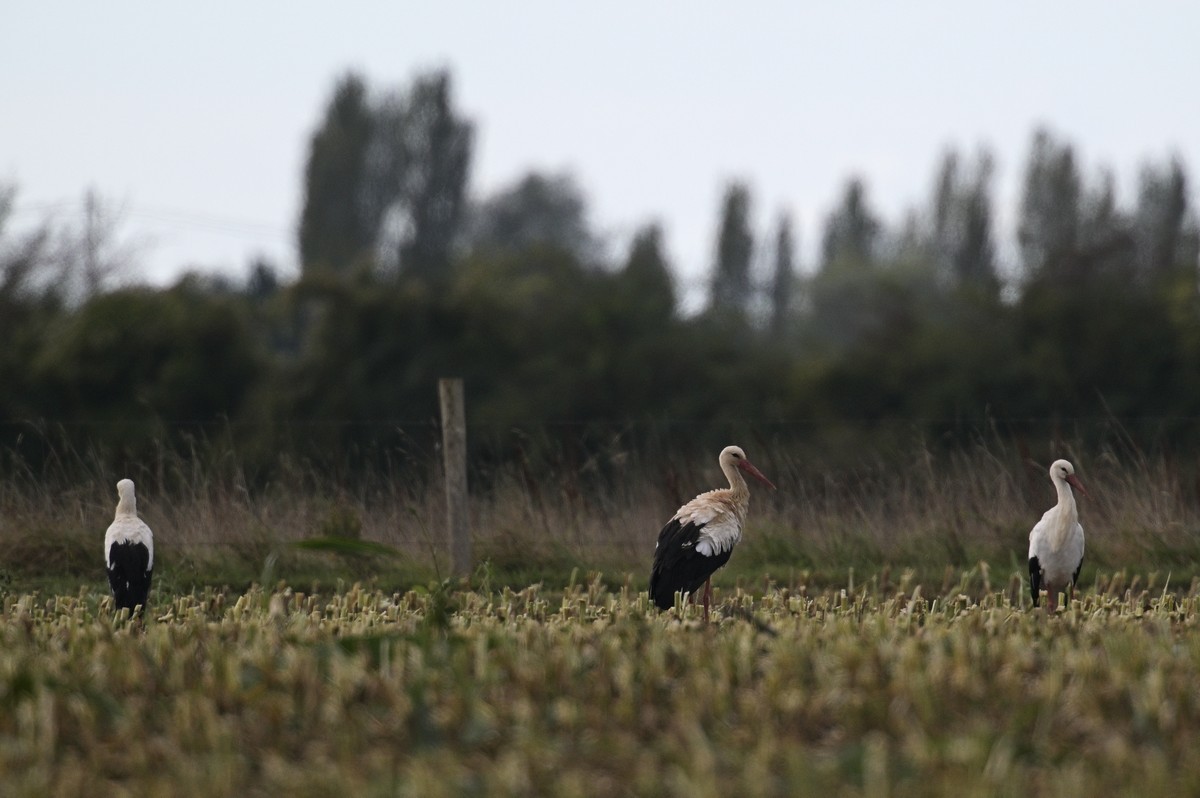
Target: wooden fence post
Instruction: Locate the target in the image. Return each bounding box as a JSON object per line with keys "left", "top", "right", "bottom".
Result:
{"left": 439, "top": 378, "right": 471, "bottom": 576}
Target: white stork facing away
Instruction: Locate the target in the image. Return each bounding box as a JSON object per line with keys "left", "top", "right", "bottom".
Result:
{"left": 104, "top": 479, "right": 154, "bottom": 616}
{"left": 650, "top": 445, "right": 776, "bottom": 620}
{"left": 1028, "top": 459, "right": 1089, "bottom": 612}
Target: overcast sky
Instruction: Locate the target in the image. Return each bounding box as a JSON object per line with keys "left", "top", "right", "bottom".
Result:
{"left": 3, "top": 3, "right": 1197, "bottom": 301}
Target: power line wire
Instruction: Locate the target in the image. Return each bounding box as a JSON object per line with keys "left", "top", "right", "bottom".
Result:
{"left": 11, "top": 199, "right": 292, "bottom": 243}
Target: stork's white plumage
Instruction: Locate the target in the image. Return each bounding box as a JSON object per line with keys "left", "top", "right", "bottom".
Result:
{"left": 1028, "top": 459, "right": 1088, "bottom": 612}
{"left": 104, "top": 479, "right": 154, "bottom": 616}
{"left": 650, "top": 446, "right": 776, "bottom": 621}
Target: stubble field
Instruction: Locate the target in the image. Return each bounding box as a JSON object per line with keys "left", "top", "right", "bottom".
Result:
{"left": 3, "top": 576, "right": 1200, "bottom": 797}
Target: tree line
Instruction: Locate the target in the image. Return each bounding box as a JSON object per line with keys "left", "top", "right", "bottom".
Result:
{"left": 3, "top": 68, "right": 1199, "bottom": 484}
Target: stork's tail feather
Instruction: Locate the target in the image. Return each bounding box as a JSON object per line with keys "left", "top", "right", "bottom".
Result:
{"left": 1028, "top": 556, "right": 1041, "bottom": 608}
{"left": 649, "top": 571, "right": 678, "bottom": 610}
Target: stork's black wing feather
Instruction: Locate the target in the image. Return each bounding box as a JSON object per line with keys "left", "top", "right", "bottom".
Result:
{"left": 649, "top": 518, "right": 732, "bottom": 610}
{"left": 1028, "top": 556, "right": 1042, "bottom": 608}
{"left": 107, "top": 540, "right": 153, "bottom": 614}
{"left": 1072, "top": 556, "right": 1083, "bottom": 587}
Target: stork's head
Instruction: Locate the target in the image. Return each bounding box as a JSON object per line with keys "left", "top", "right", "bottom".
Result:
{"left": 1049, "top": 459, "right": 1089, "bottom": 498}
{"left": 720, "top": 445, "right": 776, "bottom": 490}
{"left": 116, "top": 478, "right": 138, "bottom": 513}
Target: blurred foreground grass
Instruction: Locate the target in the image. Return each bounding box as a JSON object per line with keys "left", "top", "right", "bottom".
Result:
{"left": 3, "top": 576, "right": 1200, "bottom": 796}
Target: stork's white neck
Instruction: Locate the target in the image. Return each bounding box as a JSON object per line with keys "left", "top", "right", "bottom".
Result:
{"left": 115, "top": 493, "right": 137, "bottom": 518}
{"left": 1049, "top": 474, "right": 1078, "bottom": 545}
{"left": 721, "top": 460, "right": 749, "bottom": 499}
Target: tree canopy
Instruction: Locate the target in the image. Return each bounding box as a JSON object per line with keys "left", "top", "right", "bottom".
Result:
{"left": 298, "top": 70, "right": 473, "bottom": 284}
{"left": 4, "top": 74, "right": 1200, "bottom": 482}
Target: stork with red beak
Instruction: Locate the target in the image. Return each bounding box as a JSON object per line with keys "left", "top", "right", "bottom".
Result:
{"left": 650, "top": 445, "right": 776, "bottom": 621}
{"left": 1028, "top": 458, "right": 1089, "bottom": 612}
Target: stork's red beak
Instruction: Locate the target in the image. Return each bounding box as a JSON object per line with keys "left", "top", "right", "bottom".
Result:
{"left": 1065, "top": 473, "right": 1089, "bottom": 498}
{"left": 738, "top": 459, "right": 777, "bottom": 490}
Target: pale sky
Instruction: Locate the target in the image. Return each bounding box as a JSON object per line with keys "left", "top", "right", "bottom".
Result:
{"left": 3, "top": 3, "right": 1197, "bottom": 302}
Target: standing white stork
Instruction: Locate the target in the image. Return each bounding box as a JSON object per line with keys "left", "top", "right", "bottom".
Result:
{"left": 650, "top": 445, "right": 776, "bottom": 621}
{"left": 1028, "top": 459, "right": 1089, "bottom": 612}
{"left": 104, "top": 479, "right": 154, "bottom": 616}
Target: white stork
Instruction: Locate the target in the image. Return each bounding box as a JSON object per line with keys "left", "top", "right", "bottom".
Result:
{"left": 1028, "top": 459, "right": 1089, "bottom": 612}
{"left": 104, "top": 479, "right": 154, "bottom": 616}
{"left": 650, "top": 445, "right": 776, "bottom": 620}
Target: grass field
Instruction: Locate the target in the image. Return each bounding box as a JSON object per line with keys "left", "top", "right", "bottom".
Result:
{"left": 5, "top": 439, "right": 1200, "bottom": 596}
{"left": 4, "top": 441, "right": 1200, "bottom": 794}
{"left": 2, "top": 577, "right": 1200, "bottom": 797}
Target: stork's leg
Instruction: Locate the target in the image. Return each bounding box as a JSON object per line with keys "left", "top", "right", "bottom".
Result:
{"left": 1046, "top": 584, "right": 1057, "bottom": 613}
{"left": 703, "top": 578, "right": 712, "bottom": 623}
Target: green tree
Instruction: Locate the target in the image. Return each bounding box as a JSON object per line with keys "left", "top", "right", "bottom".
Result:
{"left": 29, "top": 284, "right": 262, "bottom": 464}
{"left": 930, "top": 149, "right": 998, "bottom": 295}
{"left": 1077, "top": 169, "right": 1135, "bottom": 281}
{"left": 1134, "top": 156, "right": 1198, "bottom": 286}
{"left": 388, "top": 71, "right": 473, "bottom": 284}
{"left": 0, "top": 184, "right": 60, "bottom": 433}
{"left": 820, "top": 177, "right": 880, "bottom": 272}
{"left": 618, "top": 222, "right": 676, "bottom": 323}
{"left": 468, "top": 172, "right": 596, "bottom": 261}
{"left": 1017, "top": 128, "right": 1082, "bottom": 282}
{"left": 768, "top": 212, "right": 796, "bottom": 335}
{"left": 298, "top": 74, "right": 379, "bottom": 276}
{"left": 298, "top": 70, "right": 473, "bottom": 284}
{"left": 245, "top": 257, "right": 281, "bottom": 303}
{"left": 708, "top": 181, "right": 754, "bottom": 320}
{"left": 0, "top": 185, "right": 49, "bottom": 301}
{"left": 808, "top": 178, "right": 884, "bottom": 349}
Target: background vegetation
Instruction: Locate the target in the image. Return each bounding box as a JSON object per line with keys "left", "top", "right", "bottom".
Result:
{"left": 2, "top": 68, "right": 1199, "bottom": 588}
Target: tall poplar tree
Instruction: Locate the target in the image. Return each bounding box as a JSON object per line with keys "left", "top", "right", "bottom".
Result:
{"left": 768, "top": 213, "right": 796, "bottom": 335}
{"left": 820, "top": 177, "right": 879, "bottom": 271}
{"left": 1134, "top": 157, "right": 1197, "bottom": 285}
{"left": 298, "top": 73, "right": 378, "bottom": 276}
{"left": 930, "top": 148, "right": 998, "bottom": 294}
{"left": 620, "top": 222, "right": 676, "bottom": 322}
{"left": 298, "top": 70, "right": 473, "bottom": 284}
{"left": 708, "top": 181, "right": 754, "bottom": 319}
{"left": 1017, "top": 129, "right": 1081, "bottom": 282}
{"left": 390, "top": 71, "right": 473, "bottom": 283}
